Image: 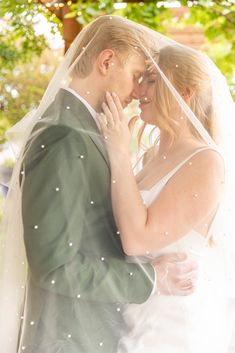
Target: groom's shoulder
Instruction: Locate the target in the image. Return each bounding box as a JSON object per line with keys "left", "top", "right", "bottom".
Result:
{"left": 23, "top": 122, "right": 85, "bottom": 165}
{"left": 28, "top": 118, "right": 76, "bottom": 143}
{"left": 23, "top": 89, "right": 88, "bottom": 157}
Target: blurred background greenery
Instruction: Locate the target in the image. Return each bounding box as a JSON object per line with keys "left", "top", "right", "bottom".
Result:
{"left": 0, "top": 0, "right": 234, "bottom": 163}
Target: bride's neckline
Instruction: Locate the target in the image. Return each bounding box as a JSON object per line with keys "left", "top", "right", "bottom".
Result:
{"left": 140, "top": 178, "right": 165, "bottom": 193}
{"left": 138, "top": 146, "right": 216, "bottom": 193}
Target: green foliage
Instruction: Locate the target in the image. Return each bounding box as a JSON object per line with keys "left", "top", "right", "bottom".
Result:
{"left": 70, "top": 0, "right": 171, "bottom": 32}
{"left": 1, "top": 158, "right": 14, "bottom": 168}
{"left": 123, "top": 3, "right": 171, "bottom": 31}
{"left": 0, "top": 0, "right": 47, "bottom": 70}
{"left": 0, "top": 116, "right": 10, "bottom": 144}
{"left": 0, "top": 50, "right": 59, "bottom": 143}
{"left": 68, "top": 0, "right": 114, "bottom": 24}
{"left": 180, "top": 0, "right": 235, "bottom": 97}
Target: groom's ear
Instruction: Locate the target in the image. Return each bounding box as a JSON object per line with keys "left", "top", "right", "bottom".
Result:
{"left": 97, "top": 49, "right": 115, "bottom": 75}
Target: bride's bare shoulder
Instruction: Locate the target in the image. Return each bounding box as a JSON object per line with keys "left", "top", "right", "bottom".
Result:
{"left": 190, "top": 148, "right": 224, "bottom": 174}
{"left": 168, "top": 148, "right": 225, "bottom": 192}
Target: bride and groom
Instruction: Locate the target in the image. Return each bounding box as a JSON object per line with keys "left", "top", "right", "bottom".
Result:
{"left": 6, "top": 15, "right": 234, "bottom": 353}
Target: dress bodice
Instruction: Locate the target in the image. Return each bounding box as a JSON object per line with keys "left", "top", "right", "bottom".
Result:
{"left": 118, "top": 147, "right": 232, "bottom": 353}
{"left": 128, "top": 146, "right": 218, "bottom": 264}
{"left": 139, "top": 146, "right": 217, "bottom": 208}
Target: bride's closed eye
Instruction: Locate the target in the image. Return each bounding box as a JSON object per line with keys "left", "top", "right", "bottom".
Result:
{"left": 147, "top": 74, "right": 157, "bottom": 84}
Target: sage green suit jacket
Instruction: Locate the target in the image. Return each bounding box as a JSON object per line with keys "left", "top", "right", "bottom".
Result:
{"left": 20, "top": 89, "right": 155, "bottom": 353}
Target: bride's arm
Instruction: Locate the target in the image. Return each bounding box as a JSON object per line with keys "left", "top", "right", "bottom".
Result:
{"left": 98, "top": 92, "right": 225, "bottom": 256}
{"left": 111, "top": 149, "right": 224, "bottom": 256}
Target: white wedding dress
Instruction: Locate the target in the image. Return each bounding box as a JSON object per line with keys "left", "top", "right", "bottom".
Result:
{"left": 117, "top": 148, "right": 234, "bottom": 353}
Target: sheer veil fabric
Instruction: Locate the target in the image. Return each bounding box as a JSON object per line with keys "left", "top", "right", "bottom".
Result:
{"left": 0, "top": 15, "right": 234, "bottom": 353}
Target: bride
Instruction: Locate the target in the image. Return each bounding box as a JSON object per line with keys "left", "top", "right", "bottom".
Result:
{"left": 97, "top": 44, "right": 235, "bottom": 353}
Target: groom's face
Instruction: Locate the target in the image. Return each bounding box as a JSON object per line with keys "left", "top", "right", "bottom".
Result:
{"left": 106, "top": 53, "right": 146, "bottom": 108}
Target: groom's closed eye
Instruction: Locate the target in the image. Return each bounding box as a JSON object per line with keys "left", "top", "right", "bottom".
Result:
{"left": 133, "top": 75, "right": 140, "bottom": 83}
{"left": 134, "top": 71, "right": 144, "bottom": 82}
{"left": 138, "top": 76, "right": 144, "bottom": 84}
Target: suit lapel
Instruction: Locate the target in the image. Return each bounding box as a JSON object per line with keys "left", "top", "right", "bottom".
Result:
{"left": 57, "top": 89, "right": 110, "bottom": 168}
{"left": 79, "top": 111, "right": 110, "bottom": 168}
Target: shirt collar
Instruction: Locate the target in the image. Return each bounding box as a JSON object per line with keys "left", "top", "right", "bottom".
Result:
{"left": 64, "top": 87, "right": 100, "bottom": 130}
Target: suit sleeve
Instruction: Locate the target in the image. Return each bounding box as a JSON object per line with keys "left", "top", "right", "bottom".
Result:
{"left": 21, "top": 125, "right": 155, "bottom": 304}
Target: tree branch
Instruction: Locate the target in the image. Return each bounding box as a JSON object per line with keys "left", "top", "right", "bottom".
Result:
{"left": 36, "top": 0, "right": 63, "bottom": 20}
{"left": 36, "top": 0, "right": 82, "bottom": 52}
{"left": 194, "top": 1, "right": 235, "bottom": 26}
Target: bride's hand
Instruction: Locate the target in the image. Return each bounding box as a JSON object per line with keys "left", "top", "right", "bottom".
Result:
{"left": 97, "top": 91, "right": 139, "bottom": 157}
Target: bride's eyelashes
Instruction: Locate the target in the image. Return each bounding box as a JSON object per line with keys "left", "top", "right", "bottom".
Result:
{"left": 147, "top": 74, "right": 157, "bottom": 84}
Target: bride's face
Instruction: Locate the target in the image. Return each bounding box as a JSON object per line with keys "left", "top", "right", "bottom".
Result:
{"left": 138, "top": 71, "right": 159, "bottom": 125}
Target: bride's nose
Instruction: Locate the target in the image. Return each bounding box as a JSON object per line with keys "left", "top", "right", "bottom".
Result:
{"left": 138, "top": 82, "right": 148, "bottom": 99}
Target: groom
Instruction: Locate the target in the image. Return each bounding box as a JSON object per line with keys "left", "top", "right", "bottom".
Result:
{"left": 20, "top": 16, "right": 197, "bottom": 353}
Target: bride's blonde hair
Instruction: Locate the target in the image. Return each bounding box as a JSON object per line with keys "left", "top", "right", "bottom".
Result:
{"left": 138, "top": 45, "right": 219, "bottom": 149}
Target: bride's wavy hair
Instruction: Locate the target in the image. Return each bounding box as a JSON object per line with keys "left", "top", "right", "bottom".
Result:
{"left": 138, "top": 45, "right": 219, "bottom": 151}
{"left": 70, "top": 15, "right": 153, "bottom": 78}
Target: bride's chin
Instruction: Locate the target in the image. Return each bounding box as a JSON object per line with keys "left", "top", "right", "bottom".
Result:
{"left": 140, "top": 113, "right": 155, "bottom": 125}
{"left": 140, "top": 111, "right": 148, "bottom": 121}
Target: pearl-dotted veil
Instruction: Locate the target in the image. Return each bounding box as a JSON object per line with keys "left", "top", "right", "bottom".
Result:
{"left": 0, "top": 15, "right": 234, "bottom": 353}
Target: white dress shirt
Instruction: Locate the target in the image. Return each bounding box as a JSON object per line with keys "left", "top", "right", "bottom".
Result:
{"left": 64, "top": 87, "right": 100, "bottom": 130}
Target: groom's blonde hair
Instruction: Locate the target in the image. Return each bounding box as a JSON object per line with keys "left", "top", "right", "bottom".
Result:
{"left": 70, "top": 15, "right": 152, "bottom": 77}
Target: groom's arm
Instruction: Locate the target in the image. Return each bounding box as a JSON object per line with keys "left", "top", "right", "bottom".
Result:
{"left": 21, "top": 125, "right": 155, "bottom": 304}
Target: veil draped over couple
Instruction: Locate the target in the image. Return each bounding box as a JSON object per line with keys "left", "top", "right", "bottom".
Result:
{"left": 0, "top": 15, "right": 235, "bottom": 353}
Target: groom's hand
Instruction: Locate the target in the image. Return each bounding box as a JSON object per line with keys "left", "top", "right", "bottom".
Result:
{"left": 152, "top": 253, "right": 198, "bottom": 296}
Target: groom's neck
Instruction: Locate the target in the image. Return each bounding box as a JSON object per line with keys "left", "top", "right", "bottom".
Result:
{"left": 69, "top": 76, "right": 103, "bottom": 112}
